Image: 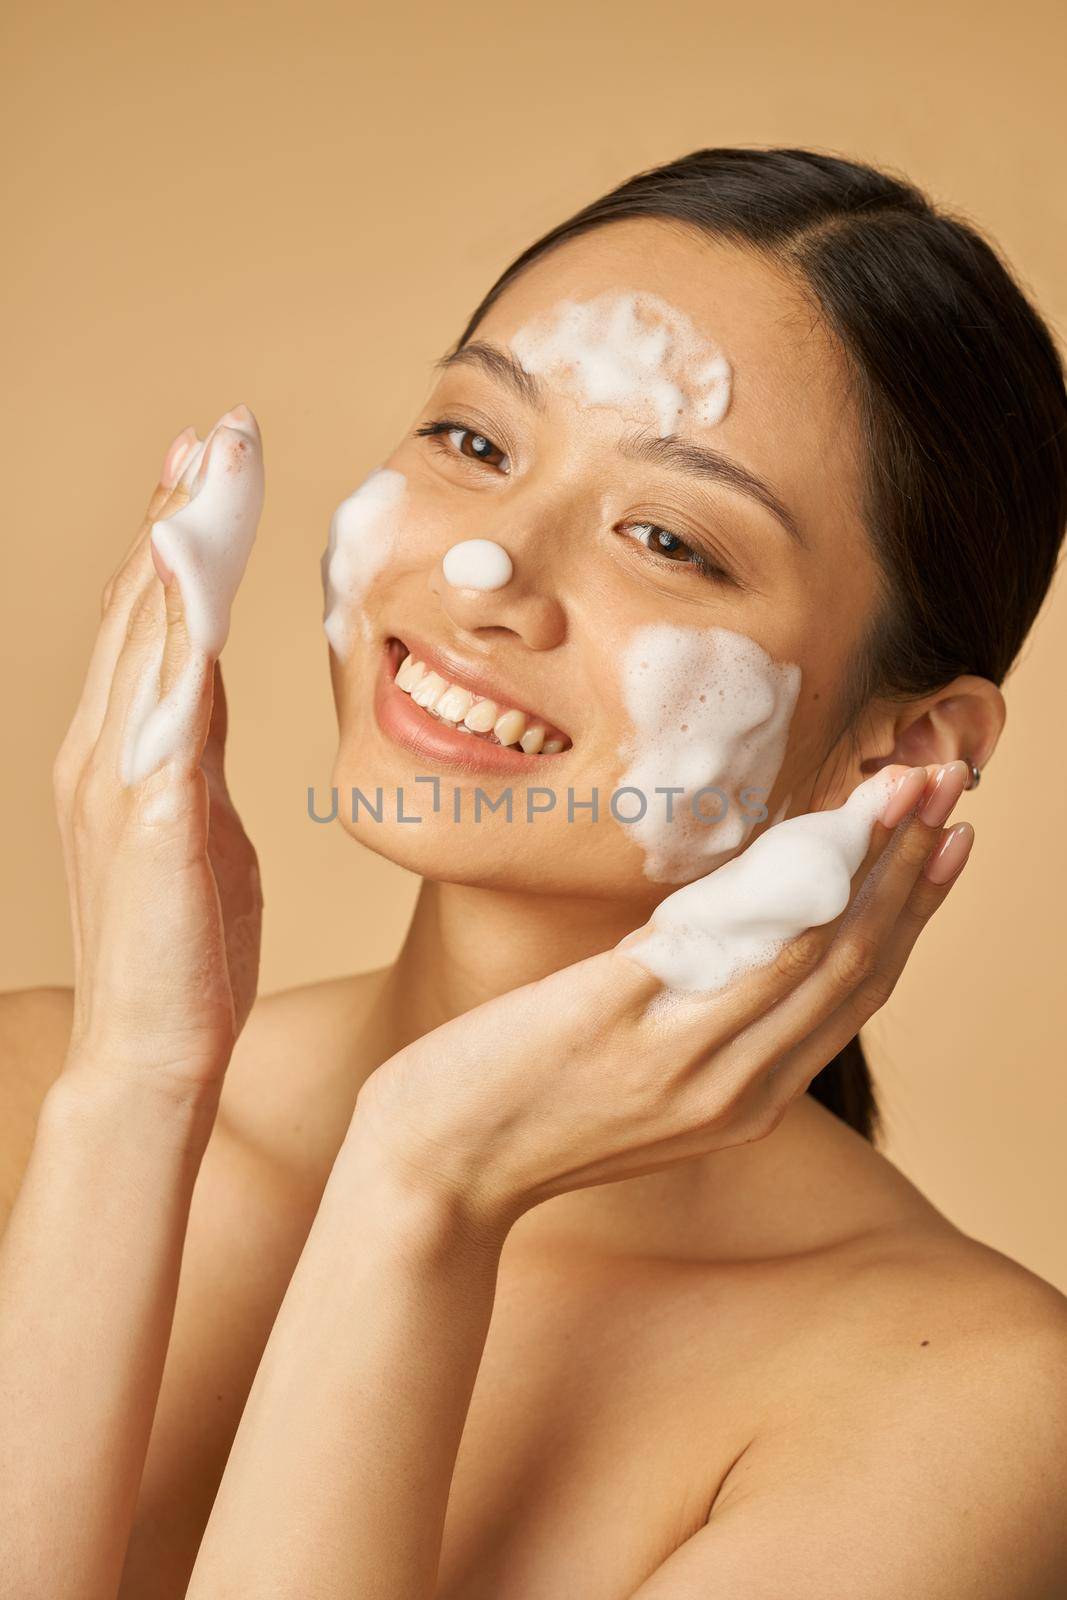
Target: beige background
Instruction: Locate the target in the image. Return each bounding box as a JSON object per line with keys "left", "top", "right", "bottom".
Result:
{"left": 3, "top": 1, "right": 1064, "bottom": 1286}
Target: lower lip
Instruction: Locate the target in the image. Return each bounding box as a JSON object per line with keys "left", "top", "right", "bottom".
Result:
{"left": 373, "top": 639, "right": 568, "bottom": 774}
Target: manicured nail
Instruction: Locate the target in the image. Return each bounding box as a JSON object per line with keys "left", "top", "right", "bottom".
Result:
{"left": 217, "top": 402, "right": 255, "bottom": 434}
{"left": 919, "top": 760, "right": 970, "bottom": 828}
{"left": 882, "top": 767, "right": 927, "bottom": 829}
{"left": 160, "top": 425, "right": 198, "bottom": 490}
{"left": 923, "top": 821, "right": 974, "bottom": 884}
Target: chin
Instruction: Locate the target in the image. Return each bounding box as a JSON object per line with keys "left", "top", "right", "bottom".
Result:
{"left": 326, "top": 754, "right": 657, "bottom": 904}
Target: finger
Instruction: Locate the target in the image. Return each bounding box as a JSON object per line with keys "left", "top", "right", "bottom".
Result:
{"left": 201, "top": 663, "right": 230, "bottom": 798}
{"left": 66, "top": 430, "right": 201, "bottom": 769}
{"left": 627, "top": 763, "right": 927, "bottom": 1056}
{"left": 100, "top": 425, "right": 199, "bottom": 615}
{"left": 74, "top": 405, "right": 239, "bottom": 760}
{"left": 95, "top": 562, "right": 214, "bottom": 791}
{"left": 762, "top": 820, "right": 975, "bottom": 1113}
{"left": 749, "top": 763, "right": 972, "bottom": 1107}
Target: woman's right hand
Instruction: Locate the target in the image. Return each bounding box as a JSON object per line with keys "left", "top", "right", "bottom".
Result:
{"left": 51, "top": 409, "right": 265, "bottom": 1103}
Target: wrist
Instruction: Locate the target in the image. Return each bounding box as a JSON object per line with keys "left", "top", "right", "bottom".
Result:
{"left": 339, "top": 1111, "right": 516, "bottom": 1262}
{"left": 45, "top": 1050, "right": 221, "bottom": 1157}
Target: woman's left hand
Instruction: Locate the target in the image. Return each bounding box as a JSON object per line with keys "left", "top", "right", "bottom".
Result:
{"left": 351, "top": 760, "right": 974, "bottom": 1241}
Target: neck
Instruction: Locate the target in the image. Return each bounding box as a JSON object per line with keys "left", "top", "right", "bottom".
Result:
{"left": 381, "top": 878, "right": 646, "bottom": 1044}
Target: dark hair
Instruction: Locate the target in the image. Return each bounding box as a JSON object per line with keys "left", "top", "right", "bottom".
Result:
{"left": 448, "top": 147, "right": 1067, "bottom": 1144}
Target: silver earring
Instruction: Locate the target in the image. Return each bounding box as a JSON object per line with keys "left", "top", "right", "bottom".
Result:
{"left": 965, "top": 759, "right": 981, "bottom": 790}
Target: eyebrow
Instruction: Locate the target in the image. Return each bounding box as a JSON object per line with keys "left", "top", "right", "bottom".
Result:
{"left": 433, "top": 338, "right": 806, "bottom": 549}
{"left": 434, "top": 340, "right": 549, "bottom": 412}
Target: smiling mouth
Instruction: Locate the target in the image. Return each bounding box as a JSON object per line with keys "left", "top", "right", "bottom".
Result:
{"left": 386, "top": 637, "right": 572, "bottom": 756}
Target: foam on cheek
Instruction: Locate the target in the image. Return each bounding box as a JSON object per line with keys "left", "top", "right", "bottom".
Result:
{"left": 122, "top": 412, "right": 264, "bottom": 790}
{"left": 509, "top": 291, "right": 732, "bottom": 436}
{"left": 321, "top": 467, "right": 407, "bottom": 658}
{"left": 619, "top": 769, "right": 898, "bottom": 994}
{"left": 618, "top": 624, "right": 801, "bottom": 883}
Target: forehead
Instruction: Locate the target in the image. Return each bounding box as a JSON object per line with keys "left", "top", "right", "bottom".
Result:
{"left": 470, "top": 218, "right": 867, "bottom": 543}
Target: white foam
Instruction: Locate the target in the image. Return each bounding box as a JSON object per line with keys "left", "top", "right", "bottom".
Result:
{"left": 442, "top": 538, "right": 513, "bottom": 591}
{"left": 618, "top": 769, "right": 899, "bottom": 994}
{"left": 321, "top": 467, "right": 407, "bottom": 658}
{"left": 123, "top": 407, "right": 264, "bottom": 787}
{"left": 509, "top": 291, "right": 732, "bottom": 436}
{"left": 617, "top": 624, "right": 801, "bottom": 883}
{"left": 151, "top": 408, "right": 264, "bottom": 657}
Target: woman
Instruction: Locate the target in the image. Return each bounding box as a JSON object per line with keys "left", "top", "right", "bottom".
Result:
{"left": 2, "top": 146, "right": 1066, "bottom": 1597}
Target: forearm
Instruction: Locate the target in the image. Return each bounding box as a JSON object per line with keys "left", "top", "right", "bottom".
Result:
{"left": 187, "top": 1122, "right": 505, "bottom": 1600}
{"left": 0, "top": 1057, "right": 217, "bottom": 1599}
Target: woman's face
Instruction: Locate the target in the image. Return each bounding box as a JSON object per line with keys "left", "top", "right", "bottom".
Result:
{"left": 323, "top": 219, "right": 884, "bottom": 909}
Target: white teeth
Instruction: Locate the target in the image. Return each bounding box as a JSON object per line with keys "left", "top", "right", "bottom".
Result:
{"left": 434, "top": 684, "right": 475, "bottom": 723}
{"left": 395, "top": 654, "right": 426, "bottom": 691}
{"left": 393, "top": 651, "right": 567, "bottom": 753}
{"left": 494, "top": 708, "right": 527, "bottom": 746}
{"left": 411, "top": 670, "right": 448, "bottom": 710}
{"left": 463, "top": 698, "right": 499, "bottom": 733}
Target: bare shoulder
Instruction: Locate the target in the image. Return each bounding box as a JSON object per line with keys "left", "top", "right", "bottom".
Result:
{"left": 830, "top": 1216, "right": 1067, "bottom": 1424}
{"left": 0, "top": 968, "right": 387, "bottom": 1221}
{"left": 713, "top": 1213, "right": 1067, "bottom": 1590}
{"left": 790, "top": 1117, "right": 1067, "bottom": 1466}
{"left": 0, "top": 986, "right": 74, "bottom": 1215}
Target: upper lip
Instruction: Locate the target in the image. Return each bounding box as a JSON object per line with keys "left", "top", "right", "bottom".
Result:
{"left": 388, "top": 631, "right": 572, "bottom": 745}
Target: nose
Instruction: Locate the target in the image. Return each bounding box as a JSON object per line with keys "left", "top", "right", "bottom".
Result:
{"left": 431, "top": 536, "right": 566, "bottom": 650}
{"left": 442, "top": 539, "right": 513, "bottom": 591}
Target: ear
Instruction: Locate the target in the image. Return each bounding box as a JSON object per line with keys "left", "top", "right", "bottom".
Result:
{"left": 858, "top": 674, "right": 1006, "bottom": 778}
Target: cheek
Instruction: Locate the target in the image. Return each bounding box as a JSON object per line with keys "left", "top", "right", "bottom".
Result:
{"left": 321, "top": 467, "right": 408, "bottom": 658}
{"left": 610, "top": 623, "right": 801, "bottom": 884}
{"left": 322, "top": 469, "right": 457, "bottom": 657}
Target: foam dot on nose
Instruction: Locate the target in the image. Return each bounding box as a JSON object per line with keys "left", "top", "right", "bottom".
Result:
{"left": 442, "top": 538, "right": 513, "bottom": 591}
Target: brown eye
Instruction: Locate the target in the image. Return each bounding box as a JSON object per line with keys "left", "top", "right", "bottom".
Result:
{"left": 450, "top": 427, "right": 509, "bottom": 470}
{"left": 622, "top": 520, "right": 736, "bottom": 585}
{"left": 627, "top": 521, "right": 696, "bottom": 563}
{"left": 633, "top": 524, "right": 694, "bottom": 563}
{"left": 415, "top": 420, "right": 511, "bottom": 473}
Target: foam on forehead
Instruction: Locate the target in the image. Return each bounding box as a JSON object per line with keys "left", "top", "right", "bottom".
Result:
{"left": 508, "top": 290, "right": 732, "bottom": 436}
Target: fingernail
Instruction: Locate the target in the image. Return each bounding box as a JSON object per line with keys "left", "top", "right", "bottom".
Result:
{"left": 923, "top": 821, "right": 975, "bottom": 885}
{"left": 919, "top": 760, "right": 970, "bottom": 828}
{"left": 161, "top": 425, "right": 198, "bottom": 490}
{"left": 881, "top": 767, "right": 927, "bottom": 829}
{"left": 217, "top": 402, "right": 255, "bottom": 434}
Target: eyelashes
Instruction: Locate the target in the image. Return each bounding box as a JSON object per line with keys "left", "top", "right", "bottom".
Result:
{"left": 413, "top": 416, "right": 739, "bottom": 587}
{"left": 414, "top": 420, "right": 511, "bottom": 473}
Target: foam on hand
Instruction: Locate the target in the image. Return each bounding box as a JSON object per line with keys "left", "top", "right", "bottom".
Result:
{"left": 618, "top": 768, "right": 900, "bottom": 994}
{"left": 618, "top": 624, "right": 801, "bottom": 883}
{"left": 150, "top": 407, "right": 263, "bottom": 654}
{"left": 122, "top": 405, "right": 264, "bottom": 788}
{"left": 442, "top": 538, "right": 514, "bottom": 591}
{"left": 509, "top": 291, "right": 732, "bottom": 436}
{"left": 321, "top": 467, "right": 408, "bottom": 659}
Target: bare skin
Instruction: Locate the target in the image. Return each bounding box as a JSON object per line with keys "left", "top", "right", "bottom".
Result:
{"left": 2, "top": 221, "right": 1066, "bottom": 1596}
{"left": 2, "top": 977, "right": 1066, "bottom": 1599}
